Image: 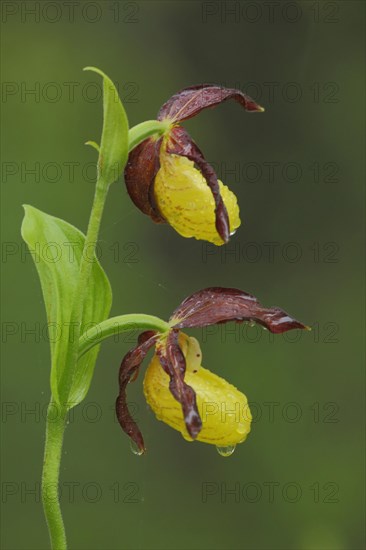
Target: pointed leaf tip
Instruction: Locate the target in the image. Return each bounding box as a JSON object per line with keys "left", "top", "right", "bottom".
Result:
{"left": 85, "top": 140, "right": 100, "bottom": 153}
{"left": 83, "top": 66, "right": 107, "bottom": 78}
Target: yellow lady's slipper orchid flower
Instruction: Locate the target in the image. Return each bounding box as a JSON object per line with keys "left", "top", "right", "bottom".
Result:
{"left": 144, "top": 334, "right": 252, "bottom": 446}
{"left": 124, "top": 85, "right": 264, "bottom": 245}
{"left": 115, "top": 287, "right": 308, "bottom": 455}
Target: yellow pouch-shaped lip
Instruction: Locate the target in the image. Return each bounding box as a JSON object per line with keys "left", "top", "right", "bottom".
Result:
{"left": 154, "top": 151, "right": 241, "bottom": 246}
{"left": 144, "top": 335, "right": 251, "bottom": 446}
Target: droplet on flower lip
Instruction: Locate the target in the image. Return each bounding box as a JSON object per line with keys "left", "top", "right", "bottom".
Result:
{"left": 216, "top": 445, "right": 236, "bottom": 457}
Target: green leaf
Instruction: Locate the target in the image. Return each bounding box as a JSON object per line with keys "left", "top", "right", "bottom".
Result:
{"left": 21, "top": 205, "right": 112, "bottom": 406}
{"left": 84, "top": 66, "right": 129, "bottom": 186}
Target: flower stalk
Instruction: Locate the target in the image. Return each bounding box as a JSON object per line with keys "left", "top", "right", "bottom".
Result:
{"left": 128, "top": 120, "right": 171, "bottom": 152}
{"left": 78, "top": 314, "right": 170, "bottom": 358}
{"left": 42, "top": 401, "right": 68, "bottom": 550}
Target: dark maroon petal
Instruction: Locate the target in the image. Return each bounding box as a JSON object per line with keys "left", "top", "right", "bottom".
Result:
{"left": 124, "top": 137, "right": 165, "bottom": 223}
{"left": 158, "top": 84, "right": 264, "bottom": 123}
{"left": 156, "top": 330, "right": 202, "bottom": 439}
{"left": 166, "top": 126, "right": 230, "bottom": 243}
{"left": 116, "top": 331, "right": 158, "bottom": 453}
{"left": 170, "top": 287, "right": 309, "bottom": 334}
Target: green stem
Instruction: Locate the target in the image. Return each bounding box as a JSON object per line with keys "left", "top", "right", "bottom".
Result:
{"left": 42, "top": 401, "right": 68, "bottom": 550}
{"left": 59, "top": 176, "right": 109, "bottom": 404}
{"left": 78, "top": 314, "right": 169, "bottom": 358}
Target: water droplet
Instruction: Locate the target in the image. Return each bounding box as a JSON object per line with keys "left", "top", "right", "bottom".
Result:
{"left": 130, "top": 440, "right": 144, "bottom": 456}
{"left": 237, "top": 423, "right": 249, "bottom": 434}
{"left": 216, "top": 445, "right": 236, "bottom": 457}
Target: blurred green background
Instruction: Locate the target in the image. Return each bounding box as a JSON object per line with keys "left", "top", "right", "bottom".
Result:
{"left": 1, "top": 1, "right": 365, "bottom": 549}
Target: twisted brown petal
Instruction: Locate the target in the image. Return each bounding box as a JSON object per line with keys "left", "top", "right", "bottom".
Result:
{"left": 170, "top": 287, "right": 309, "bottom": 334}
{"left": 124, "top": 137, "right": 165, "bottom": 223}
{"left": 156, "top": 330, "right": 202, "bottom": 439}
{"left": 158, "top": 84, "right": 264, "bottom": 123}
{"left": 166, "top": 126, "right": 230, "bottom": 243}
{"left": 116, "top": 331, "right": 158, "bottom": 453}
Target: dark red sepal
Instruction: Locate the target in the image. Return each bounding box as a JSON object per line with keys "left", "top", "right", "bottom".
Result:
{"left": 156, "top": 330, "right": 202, "bottom": 439}
{"left": 124, "top": 137, "right": 165, "bottom": 223}
{"left": 116, "top": 331, "right": 158, "bottom": 453}
{"left": 170, "top": 287, "right": 309, "bottom": 334}
{"left": 166, "top": 126, "right": 230, "bottom": 243}
{"left": 158, "top": 84, "right": 264, "bottom": 123}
